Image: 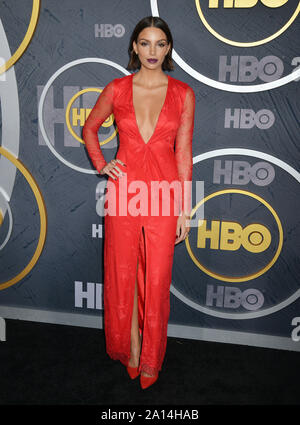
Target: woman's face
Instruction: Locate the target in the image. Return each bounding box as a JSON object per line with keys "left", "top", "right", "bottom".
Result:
{"left": 133, "top": 26, "right": 171, "bottom": 70}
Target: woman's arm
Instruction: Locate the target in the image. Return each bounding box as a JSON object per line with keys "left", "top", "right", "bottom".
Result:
{"left": 174, "top": 85, "right": 196, "bottom": 217}
{"left": 82, "top": 79, "right": 114, "bottom": 174}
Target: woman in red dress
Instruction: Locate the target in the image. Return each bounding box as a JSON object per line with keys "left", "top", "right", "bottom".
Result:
{"left": 83, "top": 16, "right": 195, "bottom": 389}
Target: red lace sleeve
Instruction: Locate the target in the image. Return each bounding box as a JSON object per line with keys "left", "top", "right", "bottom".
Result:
{"left": 174, "top": 85, "right": 195, "bottom": 216}
{"left": 82, "top": 79, "right": 115, "bottom": 173}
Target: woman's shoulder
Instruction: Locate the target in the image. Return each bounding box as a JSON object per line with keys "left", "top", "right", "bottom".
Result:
{"left": 104, "top": 74, "right": 130, "bottom": 96}
{"left": 169, "top": 75, "right": 194, "bottom": 93}
{"left": 111, "top": 73, "right": 132, "bottom": 86}
{"left": 102, "top": 74, "right": 131, "bottom": 99}
{"left": 169, "top": 75, "right": 195, "bottom": 100}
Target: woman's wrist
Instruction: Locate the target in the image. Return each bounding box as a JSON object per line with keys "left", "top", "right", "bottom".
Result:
{"left": 179, "top": 211, "right": 191, "bottom": 219}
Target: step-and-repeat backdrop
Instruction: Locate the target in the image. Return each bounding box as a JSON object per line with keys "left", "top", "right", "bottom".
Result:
{"left": 1, "top": 0, "right": 300, "bottom": 351}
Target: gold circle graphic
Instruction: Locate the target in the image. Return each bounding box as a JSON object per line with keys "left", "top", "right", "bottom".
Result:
{"left": 195, "top": 0, "right": 300, "bottom": 47}
{"left": 0, "top": 0, "right": 40, "bottom": 75}
{"left": 185, "top": 189, "right": 283, "bottom": 282}
{"left": 0, "top": 147, "right": 47, "bottom": 290}
{"left": 65, "top": 88, "right": 118, "bottom": 146}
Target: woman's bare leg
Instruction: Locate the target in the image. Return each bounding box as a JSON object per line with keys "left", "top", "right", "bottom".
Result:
{"left": 128, "top": 259, "right": 141, "bottom": 368}
{"left": 128, "top": 246, "right": 155, "bottom": 377}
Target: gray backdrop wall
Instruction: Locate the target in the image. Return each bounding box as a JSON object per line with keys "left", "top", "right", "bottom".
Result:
{"left": 1, "top": 0, "right": 300, "bottom": 352}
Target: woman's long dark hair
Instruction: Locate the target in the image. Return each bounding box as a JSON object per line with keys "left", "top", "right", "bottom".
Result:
{"left": 127, "top": 16, "right": 174, "bottom": 72}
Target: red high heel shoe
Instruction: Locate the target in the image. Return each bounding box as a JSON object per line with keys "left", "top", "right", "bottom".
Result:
{"left": 140, "top": 373, "right": 159, "bottom": 389}
{"left": 126, "top": 364, "right": 140, "bottom": 379}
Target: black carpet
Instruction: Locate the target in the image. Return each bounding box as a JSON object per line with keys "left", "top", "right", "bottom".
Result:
{"left": 0, "top": 318, "right": 299, "bottom": 406}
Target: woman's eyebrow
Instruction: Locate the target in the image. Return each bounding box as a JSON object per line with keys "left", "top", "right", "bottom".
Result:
{"left": 139, "top": 38, "right": 167, "bottom": 42}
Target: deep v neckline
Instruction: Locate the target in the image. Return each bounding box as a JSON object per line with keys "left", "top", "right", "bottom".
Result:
{"left": 131, "top": 73, "right": 170, "bottom": 145}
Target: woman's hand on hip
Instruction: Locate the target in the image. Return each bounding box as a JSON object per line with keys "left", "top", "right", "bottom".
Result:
{"left": 99, "top": 159, "right": 126, "bottom": 180}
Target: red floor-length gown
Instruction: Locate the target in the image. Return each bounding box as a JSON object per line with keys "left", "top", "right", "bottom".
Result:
{"left": 83, "top": 73, "right": 195, "bottom": 376}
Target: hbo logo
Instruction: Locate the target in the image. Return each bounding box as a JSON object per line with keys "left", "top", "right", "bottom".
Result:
{"left": 213, "top": 160, "right": 275, "bottom": 186}
{"left": 0, "top": 56, "right": 6, "bottom": 81}
{"left": 206, "top": 285, "right": 264, "bottom": 311}
{"left": 95, "top": 24, "right": 125, "bottom": 38}
{"left": 225, "top": 108, "right": 275, "bottom": 129}
{"left": 219, "top": 55, "right": 284, "bottom": 82}
{"left": 209, "top": 0, "right": 288, "bottom": 8}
